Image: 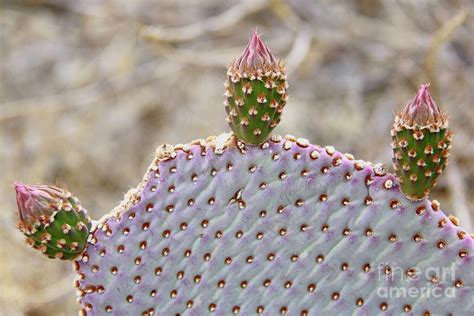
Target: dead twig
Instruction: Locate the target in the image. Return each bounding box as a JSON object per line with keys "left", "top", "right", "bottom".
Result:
{"left": 422, "top": 8, "right": 468, "bottom": 98}
{"left": 269, "top": 0, "right": 302, "bottom": 31}
{"left": 285, "top": 28, "right": 313, "bottom": 75}
{"left": 27, "top": 275, "right": 74, "bottom": 310}
{"left": 148, "top": 45, "right": 235, "bottom": 68}
{"left": 140, "top": 0, "right": 269, "bottom": 43}
{"left": 0, "top": 62, "right": 181, "bottom": 121}
{"left": 446, "top": 157, "right": 472, "bottom": 231}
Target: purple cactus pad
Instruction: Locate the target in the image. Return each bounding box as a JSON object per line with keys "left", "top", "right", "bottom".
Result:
{"left": 75, "top": 134, "right": 473, "bottom": 315}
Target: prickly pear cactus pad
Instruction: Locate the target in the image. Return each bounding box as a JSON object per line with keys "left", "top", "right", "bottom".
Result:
{"left": 75, "top": 134, "right": 473, "bottom": 315}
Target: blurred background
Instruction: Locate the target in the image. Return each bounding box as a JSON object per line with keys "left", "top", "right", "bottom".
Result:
{"left": 1, "top": 0, "right": 472, "bottom": 314}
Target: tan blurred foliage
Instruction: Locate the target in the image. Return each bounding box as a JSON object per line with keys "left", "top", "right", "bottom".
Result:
{"left": 1, "top": 0, "right": 473, "bottom": 314}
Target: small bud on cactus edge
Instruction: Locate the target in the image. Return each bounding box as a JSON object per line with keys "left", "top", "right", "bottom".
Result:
{"left": 14, "top": 182, "right": 91, "bottom": 260}
{"left": 225, "top": 30, "right": 287, "bottom": 144}
{"left": 392, "top": 84, "right": 452, "bottom": 200}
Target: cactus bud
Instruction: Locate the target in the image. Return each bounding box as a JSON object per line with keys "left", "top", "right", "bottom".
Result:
{"left": 225, "top": 30, "right": 287, "bottom": 144}
{"left": 14, "top": 183, "right": 91, "bottom": 260}
{"left": 392, "top": 84, "right": 452, "bottom": 200}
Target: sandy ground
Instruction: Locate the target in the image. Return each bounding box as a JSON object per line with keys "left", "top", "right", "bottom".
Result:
{"left": 1, "top": 0, "right": 472, "bottom": 314}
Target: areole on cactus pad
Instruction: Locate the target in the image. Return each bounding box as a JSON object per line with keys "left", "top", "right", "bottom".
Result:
{"left": 13, "top": 31, "right": 472, "bottom": 315}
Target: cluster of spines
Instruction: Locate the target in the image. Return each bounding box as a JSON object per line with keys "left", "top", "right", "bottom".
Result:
{"left": 225, "top": 31, "right": 288, "bottom": 144}
{"left": 391, "top": 84, "right": 452, "bottom": 200}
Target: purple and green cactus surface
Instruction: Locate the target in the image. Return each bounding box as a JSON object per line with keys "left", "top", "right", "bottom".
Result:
{"left": 392, "top": 84, "right": 452, "bottom": 201}
{"left": 73, "top": 134, "right": 472, "bottom": 315}
{"left": 225, "top": 31, "right": 287, "bottom": 145}
{"left": 12, "top": 31, "right": 473, "bottom": 316}
{"left": 15, "top": 183, "right": 91, "bottom": 260}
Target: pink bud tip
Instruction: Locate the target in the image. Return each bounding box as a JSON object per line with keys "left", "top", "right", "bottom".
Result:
{"left": 401, "top": 84, "right": 446, "bottom": 127}
{"left": 234, "top": 30, "right": 277, "bottom": 70}
{"left": 14, "top": 182, "right": 68, "bottom": 233}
